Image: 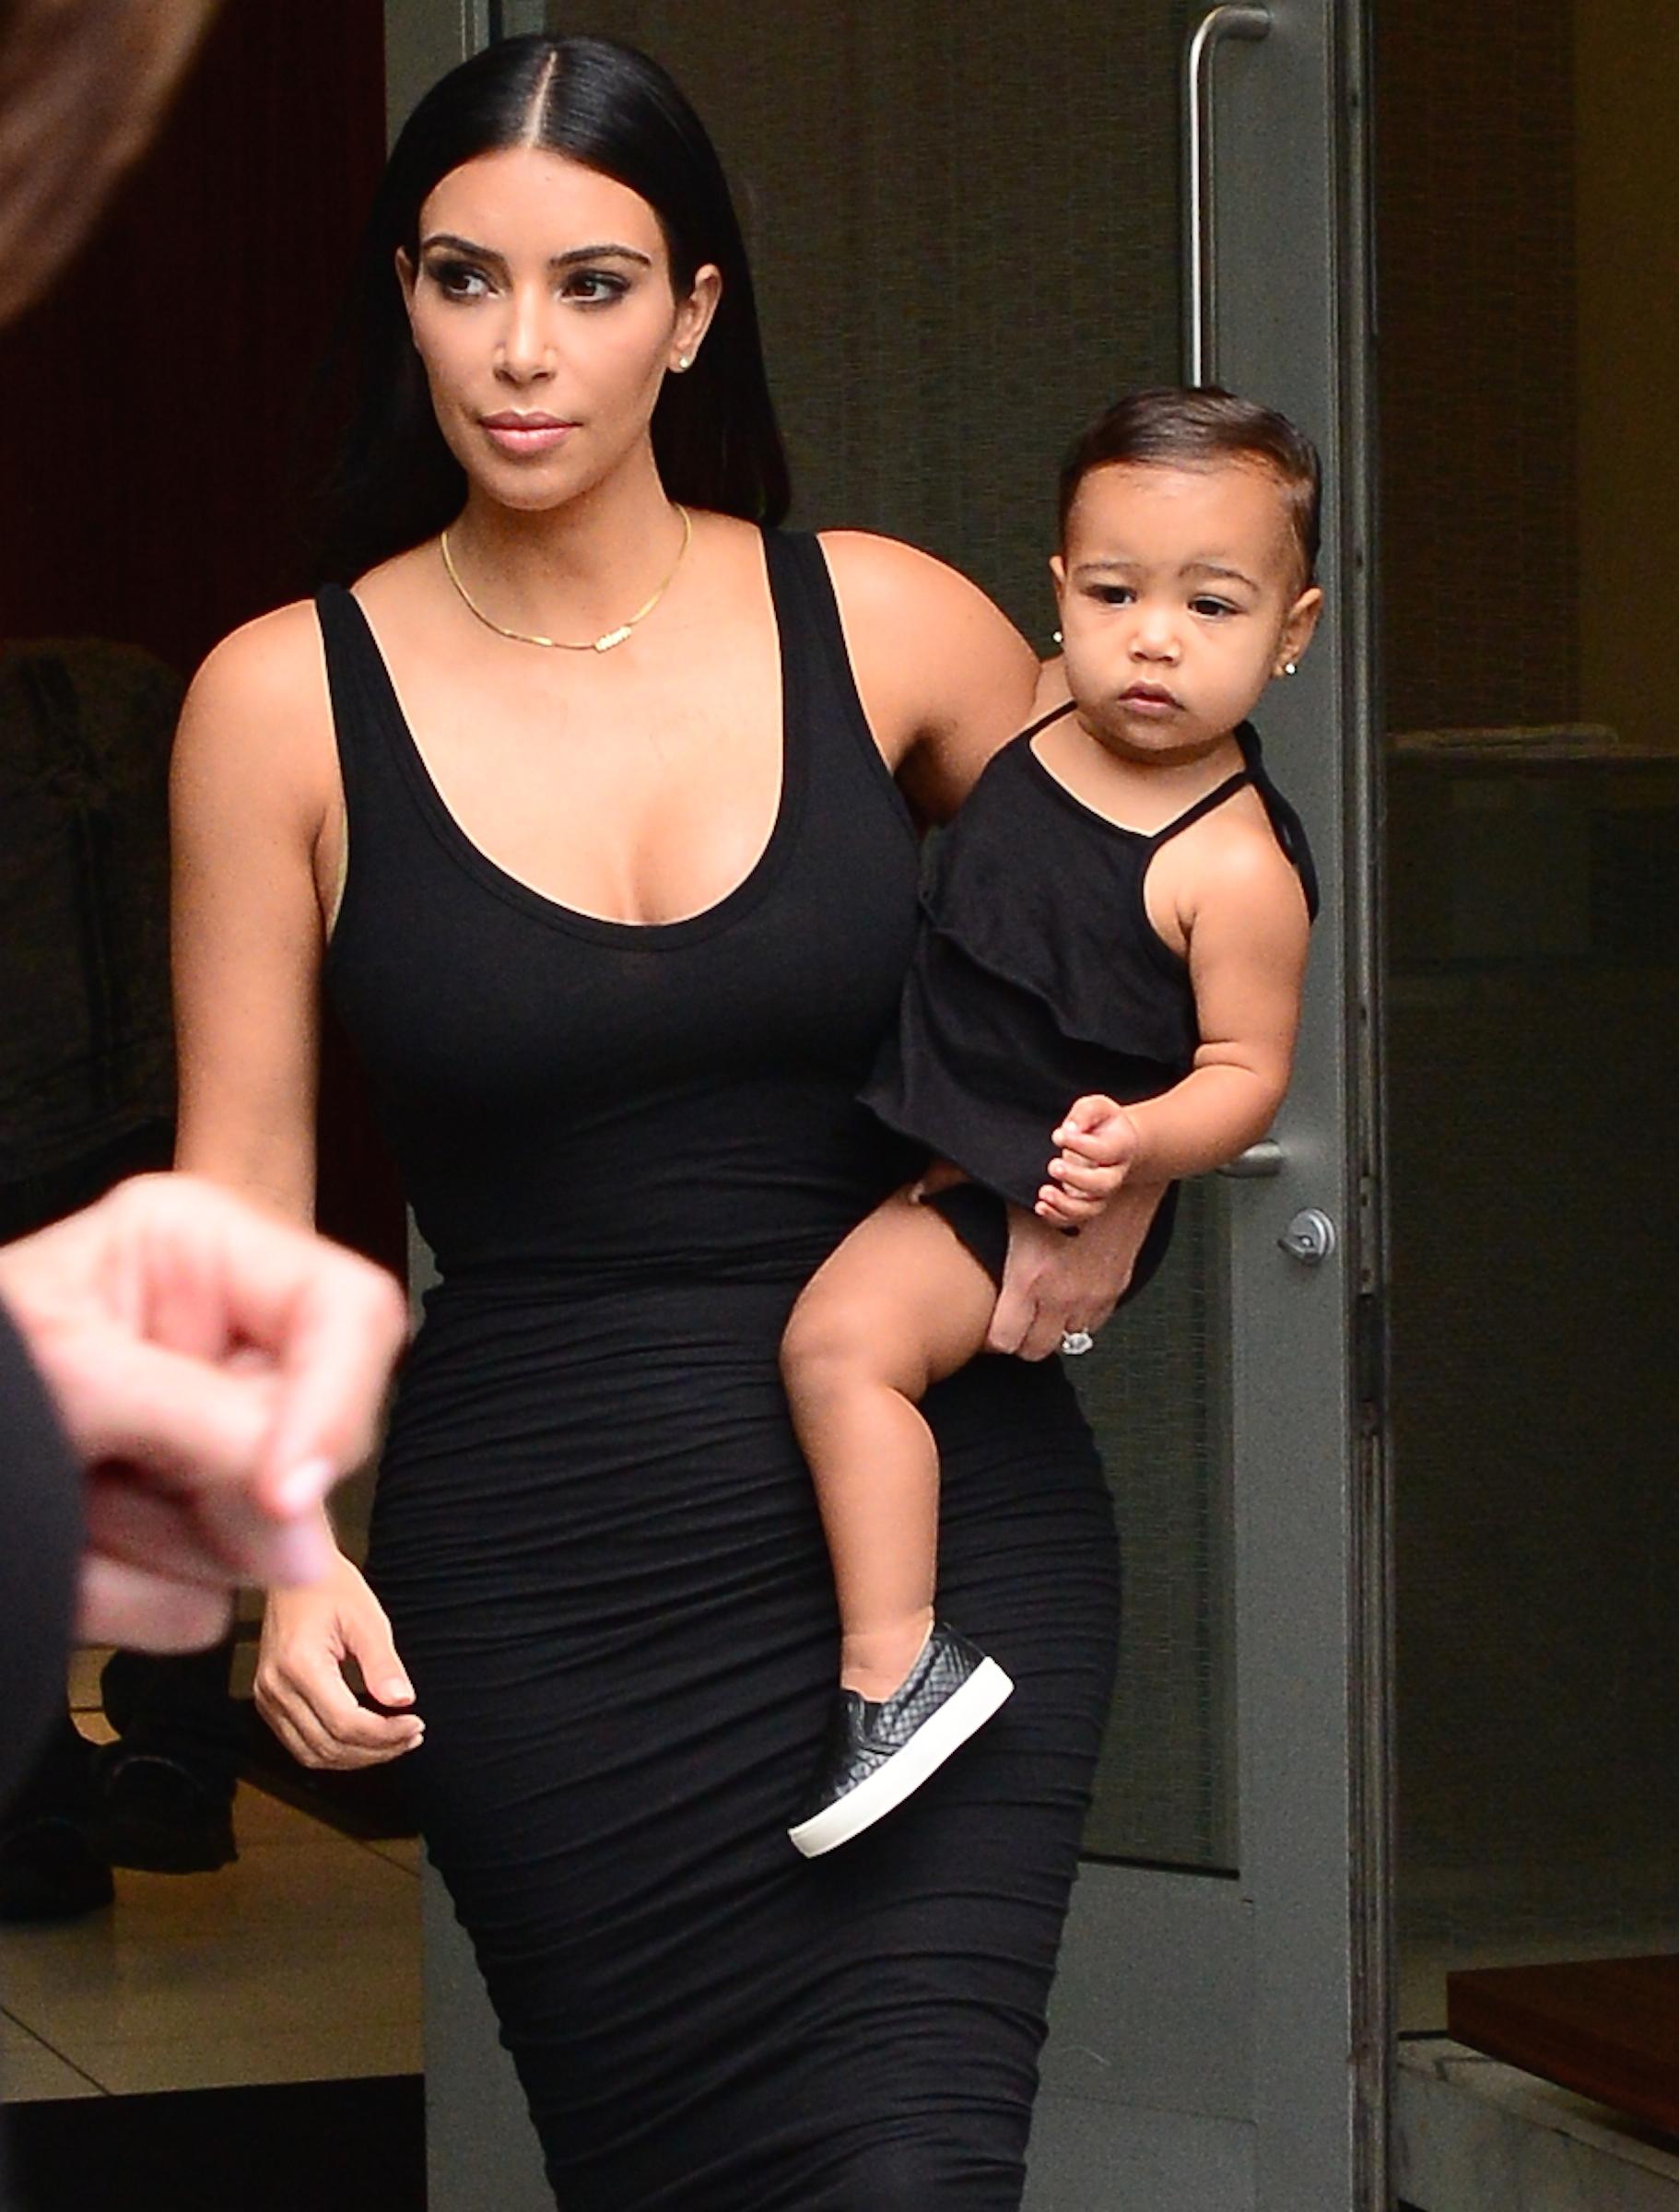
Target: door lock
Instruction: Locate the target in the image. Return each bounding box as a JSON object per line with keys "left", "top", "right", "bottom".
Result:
{"left": 1278, "top": 1208, "right": 1337, "bottom": 1265}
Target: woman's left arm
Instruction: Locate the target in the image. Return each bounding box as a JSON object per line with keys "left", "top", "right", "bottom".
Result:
{"left": 817, "top": 531, "right": 1041, "bottom": 815}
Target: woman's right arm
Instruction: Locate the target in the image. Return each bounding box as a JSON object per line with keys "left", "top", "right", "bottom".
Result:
{"left": 171, "top": 605, "right": 423, "bottom": 1770}
{"left": 171, "top": 604, "right": 332, "bottom": 1217}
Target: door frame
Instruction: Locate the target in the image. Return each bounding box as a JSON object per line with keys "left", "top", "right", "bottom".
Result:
{"left": 385, "top": 4, "right": 1395, "bottom": 2206}
{"left": 1211, "top": 0, "right": 1390, "bottom": 2199}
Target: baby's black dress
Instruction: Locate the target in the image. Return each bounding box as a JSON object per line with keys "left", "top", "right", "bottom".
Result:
{"left": 314, "top": 535, "right": 1121, "bottom": 2209}
{"left": 861, "top": 700, "right": 1319, "bottom": 1291}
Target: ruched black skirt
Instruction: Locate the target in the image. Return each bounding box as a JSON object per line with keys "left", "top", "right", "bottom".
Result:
{"left": 368, "top": 1275, "right": 1120, "bottom": 2211}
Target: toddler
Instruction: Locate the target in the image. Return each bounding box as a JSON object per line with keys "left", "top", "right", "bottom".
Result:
{"left": 782, "top": 387, "right": 1323, "bottom": 1855}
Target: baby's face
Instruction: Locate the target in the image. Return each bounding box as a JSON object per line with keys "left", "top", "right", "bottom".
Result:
{"left": 1051, "top": 460, "right": 1321, "bottom": 762}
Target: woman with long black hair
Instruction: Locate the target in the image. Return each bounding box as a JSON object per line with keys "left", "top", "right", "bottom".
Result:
{"left": 172, "top": 34, "right": 1153, "bottom": 2208}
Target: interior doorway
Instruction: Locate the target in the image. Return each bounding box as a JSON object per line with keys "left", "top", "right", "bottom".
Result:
{"left": 1375, "top": 0, "right": 1679, "bottom": 2197}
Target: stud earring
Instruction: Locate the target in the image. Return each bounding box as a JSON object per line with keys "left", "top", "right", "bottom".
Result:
{"left": 1051, "top": 629, "right": 1063, "bottom": 646}
{"left": 1283, "top": 660, "right": 1298, "bottom": 677}
{"left": 676, "top": 353, "right": 694, "bottom": 371}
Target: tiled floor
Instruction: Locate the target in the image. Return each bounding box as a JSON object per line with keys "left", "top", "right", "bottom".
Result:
{"left": 0, "top": 1657, "right": 422, "bottom": 2103}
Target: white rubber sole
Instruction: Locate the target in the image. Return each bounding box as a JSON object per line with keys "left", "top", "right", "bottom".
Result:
{"left": 787, "top": 1656, "right": 1015, "bottom": 1858}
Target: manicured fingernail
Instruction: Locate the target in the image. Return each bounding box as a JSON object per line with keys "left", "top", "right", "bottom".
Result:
{"left": 272, "top": 1455, "right": 335, "bottom": 1515}
{"left": 268, "top": 1519, "right": 335, "bottom": 1584}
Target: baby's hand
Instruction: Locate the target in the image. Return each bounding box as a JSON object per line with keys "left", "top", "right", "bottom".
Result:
{"left": 1035, "top": 1094, "right": 1143, "bottom": 1229}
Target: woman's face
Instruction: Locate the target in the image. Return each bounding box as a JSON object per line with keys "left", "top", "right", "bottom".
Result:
{"left": 398, "top": 146, "right": 719, "bottom": 512}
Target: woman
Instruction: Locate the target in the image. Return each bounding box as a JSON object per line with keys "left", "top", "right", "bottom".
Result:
{"left": 172, "top": 35, "right": 1156, "bottom": 2209}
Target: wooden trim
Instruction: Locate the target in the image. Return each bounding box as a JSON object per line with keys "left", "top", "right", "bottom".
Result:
{"left": 1448, "top": 1955, "right": 1679, "bottom": 2138}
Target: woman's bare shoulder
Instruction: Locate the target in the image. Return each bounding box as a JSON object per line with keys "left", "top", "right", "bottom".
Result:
{"left": 816, "top": 528, "right": 1020, "bottom": 639}
{"left": 175, "top": 598, "right": 338, "bottom": 827}
{"left": 814, "top": 529, "right": 1038, "bottom": 787}
{"left": 187, "top": 597, "right": 327, "bottom": 715}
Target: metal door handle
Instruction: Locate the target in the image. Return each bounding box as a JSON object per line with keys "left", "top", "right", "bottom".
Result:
{"left": 1218, "top": 1138, "right": 1285, "bottom": 1179}
{"left": 1184, "top": 4, "right": 1272, "bottom": 385}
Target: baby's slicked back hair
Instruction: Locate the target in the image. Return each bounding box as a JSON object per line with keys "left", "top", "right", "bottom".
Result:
{"left": 1058, "top": 386, "right": 1321, "bottom": 590}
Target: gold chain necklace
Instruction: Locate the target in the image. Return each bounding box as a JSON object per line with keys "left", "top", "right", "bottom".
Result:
{"left": 438, "top": 505, "right": 693, "bottom": 653}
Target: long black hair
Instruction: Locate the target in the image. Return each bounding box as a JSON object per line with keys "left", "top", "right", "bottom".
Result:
{"left": 312, "top": 34, "right": 790, "bottom": 581}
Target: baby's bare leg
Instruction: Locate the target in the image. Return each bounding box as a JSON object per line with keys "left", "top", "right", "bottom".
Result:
{"left": 781, "top": 1188, "right": 997, "bottom": 1700}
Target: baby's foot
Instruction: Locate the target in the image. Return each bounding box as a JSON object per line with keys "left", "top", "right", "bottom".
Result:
{"left": 787, "top": 1624, "right": 1013, "bottom": 1858}
{"left": 838, "top": 1612, "right": 934, "bottom": 1704}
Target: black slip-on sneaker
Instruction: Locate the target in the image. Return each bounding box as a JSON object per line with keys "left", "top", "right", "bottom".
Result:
{"left": 787, "top": 1623, "right": 1012, "bottom": 1858}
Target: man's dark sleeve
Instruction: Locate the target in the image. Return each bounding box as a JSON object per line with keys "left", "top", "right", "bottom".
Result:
{"left": 0, "top": 1295, "right": 81, "bottom": 1818}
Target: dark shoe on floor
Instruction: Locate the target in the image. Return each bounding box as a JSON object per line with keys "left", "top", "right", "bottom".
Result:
{"left": 96, "top": 1749, "right": 238, "bottom": 1874}
{"left": 788, "top": 1624, "right": 1013, "bottom": 1858}
{"left": 0, "top": 1814, "right": 114, "bottom": 1922}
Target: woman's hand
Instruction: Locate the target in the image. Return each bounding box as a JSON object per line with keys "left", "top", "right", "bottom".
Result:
{"left": 1034, "top": 1093, "right": 1142, "bottom": 1229}
{"left": 989, "top": 1178, "right": 1167, "bottom": 1361}
{"left": 255, "top": 1542, "right": 424, "bottom": 1770}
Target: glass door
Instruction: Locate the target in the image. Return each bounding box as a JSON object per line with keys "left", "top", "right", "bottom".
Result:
{"left": 1374, "top": 0, "right": 1679, "bottom": 2193}
{"left": 1028, "top": 9, "right": 1386, "bottom": 2207}
{"left": 402, "top": 6, "right": 1387, "bottom": 2207}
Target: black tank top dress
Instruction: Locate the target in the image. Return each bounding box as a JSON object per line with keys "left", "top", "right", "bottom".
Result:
{"left": 862, "top": 702, "right": 1319, "bottom": 1296}
{"left": 315, "top": 531, "right": 1121, "bottom": 2212}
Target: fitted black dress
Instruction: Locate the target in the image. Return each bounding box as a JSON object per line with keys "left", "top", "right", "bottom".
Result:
{"left": 316, "top": 530, "right": 1121, "bottom": 2211}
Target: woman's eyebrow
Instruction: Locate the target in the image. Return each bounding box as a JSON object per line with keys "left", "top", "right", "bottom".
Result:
{"left": 552, "top": 241, "right": 653, "bottom": 267}
{"left": 419, "top": 231, "right": 652, "bottom": 269}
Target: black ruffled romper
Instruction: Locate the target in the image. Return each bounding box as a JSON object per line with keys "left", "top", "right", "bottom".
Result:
{"left": 862, "top": 700, "right": 1319, "bottom": 1292}
{"left": 314, "top": 533, "right": 1121, "bottom": 2210}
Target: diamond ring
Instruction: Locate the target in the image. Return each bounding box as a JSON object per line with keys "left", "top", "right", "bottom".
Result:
{"left": 1060, "top": 1330, "right": 1095, "bottom": 1357}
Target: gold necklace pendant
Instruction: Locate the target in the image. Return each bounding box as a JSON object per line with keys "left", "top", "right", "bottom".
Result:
{"left": 439, "top": 505, "right": 693, "bottom": 652}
